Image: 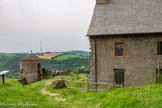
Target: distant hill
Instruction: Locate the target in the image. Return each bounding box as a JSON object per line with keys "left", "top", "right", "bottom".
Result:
{"left": 42, "top": 53, "right": 89, "bottom": 71}
{"left": 0, "top": 50, "right": 89, "bottom": 79}
{"left": 0, "top": 53, "right": 27, "bottom": 78}
{"left": 52, "top": 53, "right": 87, "bottom": 61}
{"left": 38, "top": 53, "right": 63, "bottom": 59}
{"left": 67, "top": 50, "right": 89, "bottom": 56}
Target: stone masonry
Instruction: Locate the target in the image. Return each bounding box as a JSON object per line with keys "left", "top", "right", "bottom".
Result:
{"left": 89, "top": 34, "right": 162, "bottom": 88}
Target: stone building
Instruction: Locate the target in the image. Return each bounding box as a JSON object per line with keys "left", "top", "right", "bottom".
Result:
{"left": 87, "top": 0, "right": 162, "bottom": 88}
{"left": 20, "top": 54, "right": 44, "bottom": 84}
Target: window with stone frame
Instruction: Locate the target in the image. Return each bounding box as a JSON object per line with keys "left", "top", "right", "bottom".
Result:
{"left": 114, "top": 69, "right": 125, "bottom": 86}
{"left": 157, "top": 41, "right": 162, "bottom": 55}
{"left": 115, "top": 43, "right": 123, "bottom": 56}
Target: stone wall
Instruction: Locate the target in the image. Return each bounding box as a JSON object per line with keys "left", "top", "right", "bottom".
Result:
{"left": 89, "top": 34, "right": 162, "bottom": 88}
{"left": 45, "top": 69, "right": 52, "bottom": 76}
{"left": 45, "top": 69, "right": 71, "bottom": 76}
{"left": 20, "top": 60, "right": 43, "bottom": 84}
{"left": 58, "top": 70, "right": 71, "bottom": 76}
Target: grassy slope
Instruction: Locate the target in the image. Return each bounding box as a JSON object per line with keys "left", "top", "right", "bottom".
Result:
{"left": 66, "top": 85, "right": 162, "bottom": 108}
{"left": 0, "top": 76, "right": 162, "bottom": 108}
{"left": 53, "top": 54, "right": 87, "bottom": 61}
{"left": 47, "top": 73, "right": 162, "bottom": 108}
{"left": 0, "top": 79, "right": 66, "bottom": 108}
{"left": 46, "top": 73, "right": 89, "bottom": 98}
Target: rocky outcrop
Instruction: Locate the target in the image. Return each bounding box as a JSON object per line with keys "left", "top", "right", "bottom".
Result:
{"left": 53, "top": 80, "right": 66, "bottom": 89}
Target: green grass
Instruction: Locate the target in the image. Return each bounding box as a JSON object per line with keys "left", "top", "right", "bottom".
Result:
{"left": 65, "top": 84, "right": 162, "bottom": 108}
{"left": 0, "top": 74, "right": 162, "bottom": 108}
{"left": 46, "top": 73, "right": 162, "bottom": 108}
{"left": 46, "top": 73, "right": 89, "bottom": 98}
{"left": 53, "top": 54, "right": 87, "bottom": 61}
{"left": 0, "top": 79, "right": 66, "bottom": 108}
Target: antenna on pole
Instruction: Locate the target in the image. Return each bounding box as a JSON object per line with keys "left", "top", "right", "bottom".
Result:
{"left": 40, "top": 41, "right": 43, "bottom": 56}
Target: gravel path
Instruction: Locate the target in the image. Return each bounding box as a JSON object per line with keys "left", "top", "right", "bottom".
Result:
{"left": 40, "top": 77, "right": 66, "bottom": 102}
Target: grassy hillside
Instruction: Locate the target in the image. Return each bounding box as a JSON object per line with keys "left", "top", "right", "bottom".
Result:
{"left": 0, "top": 53, "right": 27, "bottom": 78}
{"left": 43, "top": 56, "right": 89, "bottom": 71}
{"left": 38, "top": 53, "right": 63, "bottom": 59}
{"left": 66, "top": 84, "right": 162, "bottom": 108}
{"left": 0, "top": 79, "right": 65, "bottom": 108}
{"left": 0, "top": 53, "right": 16, "bottom": 57}
{"left": 67, "top": 50, "right": 89, "bottom": 56}
{"left": 46, "top": 73, "right": 162, "bottom": 108}
{"left": 0, "top": 73, "right": 162, "bottom": 108}
{"left": 53, "top": 54, "right": 87, "bottom": 61}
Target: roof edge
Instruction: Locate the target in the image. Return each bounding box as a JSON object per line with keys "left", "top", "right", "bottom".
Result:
{"left": 86, "top": 32, "right": 162, "bottom": 37}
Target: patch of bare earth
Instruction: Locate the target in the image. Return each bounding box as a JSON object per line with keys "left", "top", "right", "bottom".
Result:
{"left": 45, "top": 78, "right": 55, "bottom": 86}
{"left": 41, "top": 88, "right": 59, "bottom": 96}
{"left": 40, "top": 77, "right": 66, "bottom": 101}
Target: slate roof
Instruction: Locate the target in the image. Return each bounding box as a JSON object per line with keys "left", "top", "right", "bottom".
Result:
{"left": 87, "top": 0, "right": 162, "bottom": 36}
{"left": 21, "top": 54, "right": 42, "bottom": 61}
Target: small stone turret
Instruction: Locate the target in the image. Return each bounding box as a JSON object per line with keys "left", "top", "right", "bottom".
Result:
{"left": 20, "top": 54, "right": 44, "bottom": 84}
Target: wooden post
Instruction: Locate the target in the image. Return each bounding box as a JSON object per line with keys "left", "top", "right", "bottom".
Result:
{"left": 76, "top": 71, "right": 79, "bottom": 79}
{"left": 106, "top": 82, "right": 108, "bottom": 91}
{"left": 87, "top": 78, "right": 89, "bottom": 92}
{"left": 69, "top": 80, "right": 71, "bottom": 91}
{"left": 66, "top": 79, "right": 69, "bottom": 90}
{"left": 96, "top": 82, "right": 99, "bottom": 92}
{"left": 113, "top": 82, "right": 115, "bottom": 89}
{"left": 2, "top": 74, "right": 4, "bottom": 85}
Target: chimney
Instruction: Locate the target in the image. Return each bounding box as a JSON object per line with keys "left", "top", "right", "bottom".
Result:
{"left": 96, "top": 0, "right": 108, "bottom": 5}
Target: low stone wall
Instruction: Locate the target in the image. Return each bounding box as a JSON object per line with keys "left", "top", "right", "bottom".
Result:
{"left": 45, "top": 69, "right": 52, "bottom": 76}
{"left": 58, "top": 70, "right": 71, "bottom": 76}
{"left": 44, "top": 69, "right": 71, "bottom": 76}
{"left": 18, "top": 78, "right": 26, "bottom": 85}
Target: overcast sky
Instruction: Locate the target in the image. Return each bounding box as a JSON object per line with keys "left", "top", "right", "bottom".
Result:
{"left": 0, "top": 0, "right": 95, "bottom": 53}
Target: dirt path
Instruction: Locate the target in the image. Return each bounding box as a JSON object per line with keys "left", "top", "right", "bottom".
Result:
{"left": 40, "top": 77, "right": 66, "bottom": 102}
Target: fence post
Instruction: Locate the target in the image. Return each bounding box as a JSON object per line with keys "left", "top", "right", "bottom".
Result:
{"left": 66, "top": 80, "right": 69, "bottom": 89}
{"left": 106, "top": 82, "right": 108, "bottom": 91}
{"left": 2, "top": 74, "right": 4, "bottom": 85}
{"left": 113, "top": 82, "right": 115, "bottom": 89}
{"left": 158, "top": 60, "right": 160, "bottom": 84}
{"left": 97, "top": 82, "right": 99, "bottom": 92}
{"left": 87, "top": 78, "right": 89, "bottom": 92}
{"left": 69, "top": 80, "right": 71, "bottom": 90}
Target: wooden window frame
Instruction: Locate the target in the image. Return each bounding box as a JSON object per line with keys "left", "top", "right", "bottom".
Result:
{"left": 114, "top": 69, "right": 125, "bottom": 86}
{"left": 115, "top": 42, "right": 124, "bottom": 56}
{"left": 157, "top": 41, "right": 162, "bottom": 55}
